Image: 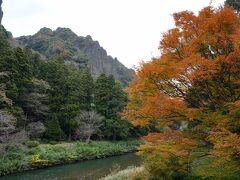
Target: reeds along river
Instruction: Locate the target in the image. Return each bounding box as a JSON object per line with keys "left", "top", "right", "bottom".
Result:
{"left": 1, "top": 154, "right": 142, "bottom": 180}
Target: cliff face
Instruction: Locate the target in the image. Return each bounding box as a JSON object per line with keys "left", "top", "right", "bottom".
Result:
{"left": 0, "top": 0, "right": 3, "bottom": 24}
{"left": 16, "top": 28, "right": 134, "bottom": 86}
{"left": 74, "top": 34, "right": 134, "bottom": 84}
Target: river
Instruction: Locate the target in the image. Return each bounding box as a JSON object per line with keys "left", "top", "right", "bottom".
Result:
{"left": 1, "top": 154, "right": 142, "bottom": 180}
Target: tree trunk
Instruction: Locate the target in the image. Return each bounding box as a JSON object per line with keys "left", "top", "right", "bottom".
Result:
{"left": 68, "top": 132, "right": 71, "bottom": 141}
{"left": 86, "top": 135, "right": 91, "bottom": 143}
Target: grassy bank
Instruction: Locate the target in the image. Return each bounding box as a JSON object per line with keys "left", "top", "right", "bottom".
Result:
{"left": 102, "top": 166, "right": 145, "bottom": 180}
{"left": 0, "top": 140, "right": 142, "bottom": 177}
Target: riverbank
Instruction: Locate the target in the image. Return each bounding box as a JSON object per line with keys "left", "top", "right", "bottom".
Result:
{"left": 1, "top": 154, "right": 142, "bottom": 180}
{"left": 102, "top": 166, "right": 145, "bottom": 180}
{"left": 0, "top": 140, "right": 142, "bottom": 177}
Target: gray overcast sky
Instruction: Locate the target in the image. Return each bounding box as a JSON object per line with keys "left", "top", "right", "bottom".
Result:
{"left": 2, "top": 0, "right": 225, "bottom": 68}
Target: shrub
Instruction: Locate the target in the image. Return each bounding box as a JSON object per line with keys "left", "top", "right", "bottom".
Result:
{"left": 31, "top": 154, "right": 48, "bottom": 167}
{"left": 49, "top": 141, "right": 58, "bottom": 145}
{"left": 25, "top": 140, "right": 40, "bottom": 148}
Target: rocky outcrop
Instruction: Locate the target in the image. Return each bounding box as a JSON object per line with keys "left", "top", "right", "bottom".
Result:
{"left": 74, "top": 34, "right": 134, "bottom": 85}
{"left": 16, "top": 27, "right": 134, "bottom": 86}
{"left": 0, "top": 0, "right": 3, "bottom": 24}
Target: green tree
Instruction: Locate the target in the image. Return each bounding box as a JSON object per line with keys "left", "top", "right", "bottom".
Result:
{"left": 78, "top": 69, "right": 94, "bottom": 110}
{"left": 95, "top": 74, "right": 130, "bottom": 140}
{"left": 95, "top": 74, "right": 127, "bottom": 119}
{"left": 39, "top": 60, "right": 96, "bottom": 140}
{"left": 100, "top": 118, "right": 131, "bottom": 140}
{"left": 45, "top": 113, "right": 62, "bottom": 140}
{"left": 20, "top": 78, "right": 50, "bottom": 122}
{"left": 39, "top": 60, "right": 77, "bottom": 139}
{"left": 0, "top": 26, "right": 37, "bottom": 128}
{"left": 5, "top": 48, "right": 33, "bottom": 102}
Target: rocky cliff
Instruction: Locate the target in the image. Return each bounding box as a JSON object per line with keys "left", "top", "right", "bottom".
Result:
{"left": 16, "top": 27, "right": 134, "bottom": 86}
{"left": 0, "top": 0, "right": 3, "bottom": 24}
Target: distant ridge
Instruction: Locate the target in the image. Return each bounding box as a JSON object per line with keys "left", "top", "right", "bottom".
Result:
{"left": 16, "top": 27, "right": 134, "bottom": 86}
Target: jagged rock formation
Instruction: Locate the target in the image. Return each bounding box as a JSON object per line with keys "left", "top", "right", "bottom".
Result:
{"left": 0, "top": 0, "right": 3, "bottom": 24}
{"left": 16, "top": 27, "right": 134, "bottom": 86}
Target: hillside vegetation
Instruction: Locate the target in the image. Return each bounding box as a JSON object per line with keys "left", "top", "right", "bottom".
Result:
{"left": 16, "top": 27, "right": 134, "bottom": 87}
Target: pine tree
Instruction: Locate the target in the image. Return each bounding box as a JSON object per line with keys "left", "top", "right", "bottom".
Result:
{"left": 95, "top": 74, "right": 127, "bottom": 119}
{"left": 95, "top": 74, "right": 129, "bottom": 140}
{"left": 45, "top": 114, "right": 62, "bottom": 140}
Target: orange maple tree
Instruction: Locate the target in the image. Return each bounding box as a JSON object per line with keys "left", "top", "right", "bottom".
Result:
{"left": 124, "top": 6, "right": 240, "bottom": 178}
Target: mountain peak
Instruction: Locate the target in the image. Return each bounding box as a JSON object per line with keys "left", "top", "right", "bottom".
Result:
{"left": 55, "top": 27, "right": 73, "bottom": 33}
{"left": 37, "top": 27, "right": 53, "bottom": 35}
{"left": 54, "top": 27, "right": 78, "bottom": 41}
{"left": 85, "top": 35, "right": 93, "bottom": 41}
{"left": 16, "top": 27, "right": 134, "bottom": 86}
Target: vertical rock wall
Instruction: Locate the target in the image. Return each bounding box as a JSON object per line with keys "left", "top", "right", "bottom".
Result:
{"left": 0, "top": 0, "right": 3, "bottom": 24}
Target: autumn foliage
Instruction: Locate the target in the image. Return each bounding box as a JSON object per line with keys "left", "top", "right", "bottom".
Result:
{"left": 125, "top": 6, "right": 240, "bottom": 179}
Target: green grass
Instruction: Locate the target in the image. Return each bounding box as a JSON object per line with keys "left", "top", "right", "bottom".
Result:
{"left": 0, "top": 140, "right": 143, "bottom": 177}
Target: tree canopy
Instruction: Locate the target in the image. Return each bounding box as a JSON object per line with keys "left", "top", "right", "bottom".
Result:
{"left": 124, "top": 5, "right": 240, "bottom": 179}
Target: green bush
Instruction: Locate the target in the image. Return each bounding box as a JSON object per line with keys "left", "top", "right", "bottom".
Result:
{"left": 49, "top": 141, "right": 58, "bottom": 145}
{"left": 25, "top": 141, "right": 40, "bottom": 148}
{"left": 0, "top": 159, "right": 22, "bottom": 176}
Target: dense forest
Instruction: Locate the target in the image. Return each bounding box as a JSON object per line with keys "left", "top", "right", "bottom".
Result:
{"left": 0, "top": 25, "right": 150, "bottom": 143}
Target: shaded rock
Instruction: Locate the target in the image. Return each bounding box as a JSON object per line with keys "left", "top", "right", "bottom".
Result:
{"left": 0, "top": 0, "right": 3, "bottom": 24}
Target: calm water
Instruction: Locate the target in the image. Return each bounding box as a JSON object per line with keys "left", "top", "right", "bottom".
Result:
{"left": 1, "top": 154, "right": 142, "bottom": 180}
